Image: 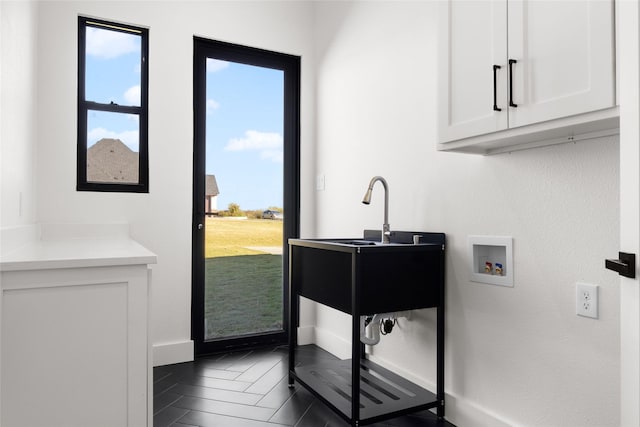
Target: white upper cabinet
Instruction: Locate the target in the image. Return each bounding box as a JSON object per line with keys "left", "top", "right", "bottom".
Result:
{"left": 438, "top": 0, "right": 617, "bottom": 154}
{"left": 507, "top": 1, "right": 615, "bottom": 127}
{"left": 438, "top": 1, "right": 508, "bottom": 142}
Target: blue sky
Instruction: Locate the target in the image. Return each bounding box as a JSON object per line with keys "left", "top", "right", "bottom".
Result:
{"left": 85, "top": 26, "right": 284, "bottom": 211}
{"left": 85, "top": 26, "right": 141, "bottom": 151}
{"left": 206, "top": 59, "right": 284, "bottom": 211}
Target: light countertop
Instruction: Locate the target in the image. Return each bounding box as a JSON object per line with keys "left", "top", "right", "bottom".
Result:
{"left": 0, "top": 224, "right": 157, "bottom": 272}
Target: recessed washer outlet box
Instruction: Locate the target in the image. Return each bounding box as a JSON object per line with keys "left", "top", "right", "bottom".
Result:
{"left": 468, "top": 235, "right": 513, "bottom": 287}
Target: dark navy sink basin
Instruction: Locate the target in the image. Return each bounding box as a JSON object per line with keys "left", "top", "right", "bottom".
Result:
{"left": 323, "top": 239, "right": 378, "bottom": 246}
{"left": 301, "top": 230, "right": 442, "bottom": 247}
{"left": 288, "top": 230, "right": 446, "bottom": 315}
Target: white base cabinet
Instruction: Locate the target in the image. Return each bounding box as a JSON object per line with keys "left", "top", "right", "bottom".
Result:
{"left": 0, "top": 224, "right": 156, "bottom": 427}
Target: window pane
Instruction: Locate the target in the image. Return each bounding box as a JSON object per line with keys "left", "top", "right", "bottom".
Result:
{"left": 86, "top": 110, "right": 139, "bottom": 184}
{"left": 85, "top": 26, "right": 141, "bottom": 106}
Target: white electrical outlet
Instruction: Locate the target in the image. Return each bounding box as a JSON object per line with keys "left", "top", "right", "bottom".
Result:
{"left": 576, "top": 282, "right": 599, "bottom": 319}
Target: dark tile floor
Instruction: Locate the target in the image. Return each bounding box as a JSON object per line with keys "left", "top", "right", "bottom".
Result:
{"left": 153, "top": 344, "right": 455, "bottom": 427}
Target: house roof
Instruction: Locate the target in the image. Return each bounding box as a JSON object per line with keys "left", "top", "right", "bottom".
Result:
{"left": 87, "top": 138, "right": 138, "bottom": 183}
{"left": 206, "top": 175, "right": 220, "bottom": 196}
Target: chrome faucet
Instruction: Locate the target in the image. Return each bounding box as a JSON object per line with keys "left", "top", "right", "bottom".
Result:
{"left": 362, "top": 176, "right": 391, "bottom": 244}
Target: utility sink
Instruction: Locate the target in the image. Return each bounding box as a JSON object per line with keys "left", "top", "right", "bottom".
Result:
{"left": 288, "top": 230, "right": 445, "bottom": 315}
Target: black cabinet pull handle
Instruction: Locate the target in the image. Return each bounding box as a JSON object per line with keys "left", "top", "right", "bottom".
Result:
{"left": 605, "top": 252, "right": 636, "bottom": 278}
{"left": 492, "top": 65, "right": 501, "bottom": 111}
{"left": 509, "top": 59, "right": 518, "bottom": 107}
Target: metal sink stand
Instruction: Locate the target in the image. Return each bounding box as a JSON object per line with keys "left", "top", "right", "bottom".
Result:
{"left": 287, "top": 231, "right": 445, "bottom": 427}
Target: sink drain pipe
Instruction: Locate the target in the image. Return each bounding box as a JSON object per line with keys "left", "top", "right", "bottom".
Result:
{"left": 360, "top": 312, "right": 404, "bottom": 346}
{"left": 360, "top": 314, "right": 383, "bottom": 346}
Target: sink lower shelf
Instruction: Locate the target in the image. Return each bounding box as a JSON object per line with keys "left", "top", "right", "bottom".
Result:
{"left": 291, "top": 358, "right": 438, "bottom": 425}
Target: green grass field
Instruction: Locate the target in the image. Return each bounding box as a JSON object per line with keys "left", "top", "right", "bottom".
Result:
{"left": 204, "top": 217, "right": 283, "bottom": 340}
{"left": 205, "top": 217, "right": 283, "bottom": 257}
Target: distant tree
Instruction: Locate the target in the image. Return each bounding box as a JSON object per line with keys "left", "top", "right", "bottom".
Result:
{"left": 228, "top": 202, "right": 243, "bottom": 216}
{"left": 247, "top": 209, "right": 263, "bottom": 219}
{"left": 267, "top": 206, "right": 283, "bottom": 213}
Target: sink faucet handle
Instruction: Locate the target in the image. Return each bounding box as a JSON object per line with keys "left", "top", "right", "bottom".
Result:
{"left": 382, "top": 224, "right": 391, "bottom": 244}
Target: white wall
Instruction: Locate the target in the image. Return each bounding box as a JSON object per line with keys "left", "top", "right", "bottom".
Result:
{"left": 3, "top": 1, "right": 622, "bottom": 425}
{"left": 312, "top": 2, "right": 620, "bottom": 427}
{"left": 1, "top": 1, "right": 38, "bottom": 228}
{"left": 33, "top": 1, "right": 316, "bottom": 364}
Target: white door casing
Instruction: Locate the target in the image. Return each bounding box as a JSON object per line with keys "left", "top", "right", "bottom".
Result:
{"left": 618, "top": 1, "right": 640, "bottom": 425}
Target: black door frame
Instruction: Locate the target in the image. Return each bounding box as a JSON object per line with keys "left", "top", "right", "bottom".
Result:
{"left": 192, "top": 37, "right": 300, "bottom": 356}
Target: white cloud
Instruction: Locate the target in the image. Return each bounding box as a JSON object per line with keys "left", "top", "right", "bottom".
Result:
{"left": 207, "top": 58, "right": 230, "bottom": 73}
{"left": 86, "top": 27, "right": 139, "bottom": 59}
{"left": 225, "top": 130, "right": 282, "bottom": 151}
{"left": 207, "top": 99, "right": 220, "bottom": 114}
{"left": 88, "top": 127, "right": 139, "bottom": 152}
{"left": 225, "top": 130, "right": 283, "bottom": 163}
{"left": 260, "top": 149, "right": 283, "bottom": 164}
{"left": 124, "top": 85, "right": 140, "bottom": 105}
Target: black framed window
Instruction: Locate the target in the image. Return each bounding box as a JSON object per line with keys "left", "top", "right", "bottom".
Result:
{"left": 77, "top": 16, "right": 149, "bottom": 193}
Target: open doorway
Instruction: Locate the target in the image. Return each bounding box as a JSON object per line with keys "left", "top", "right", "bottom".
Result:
{"left": 192, "top": 38, "right": 300, "bottom": 355}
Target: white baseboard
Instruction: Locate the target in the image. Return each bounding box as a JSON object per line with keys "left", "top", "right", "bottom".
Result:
{"left": 442, "top": 393, "right": 515, "bottom": 427}
{"left": 153, "top": 340, "right": 194, "bottom": 367}
{"left": 304, "top": 326, "right": 515, "bottom": 427}
{"left": 312, "top": 325, "right": 352, "bottom": 360}
{"left": 368, "top": 353, "right": 514, "bottom": 427}
{"left": 297, "top": 325, "right": 315, "bottom": 345}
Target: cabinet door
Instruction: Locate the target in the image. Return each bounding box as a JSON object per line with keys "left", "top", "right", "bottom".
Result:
{"left": 438, "top": 0, "right": 508, "bottom": 143}
{"left": 507, "top": 0, "right": 615, "bottom": 129}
